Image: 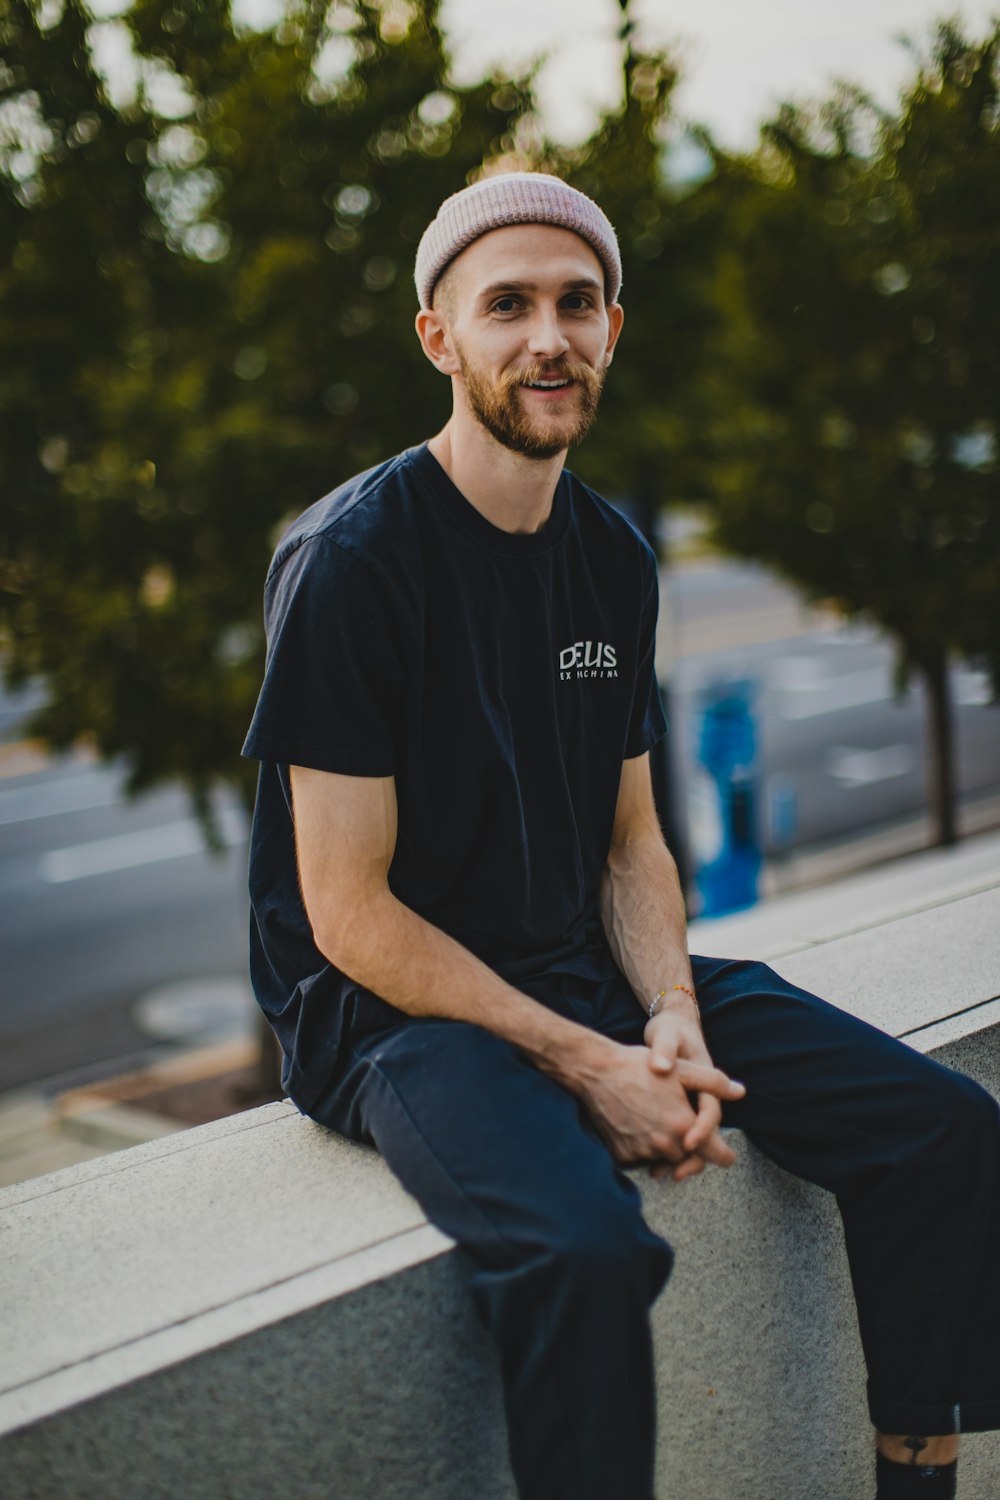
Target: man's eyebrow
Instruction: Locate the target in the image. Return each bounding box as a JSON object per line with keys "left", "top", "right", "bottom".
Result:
{"left": 476, "top": 277, "right": 603, "bottom": 300}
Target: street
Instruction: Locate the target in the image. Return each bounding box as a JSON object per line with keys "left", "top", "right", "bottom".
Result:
{"left": 0, "top": 721, "right": 250, "bottom": 1092}
{"left": 1, "top": 555, "right": 998, "bottom": 1092}
{"left": 664, "top": 559, "right": 1000, "bottom": 849}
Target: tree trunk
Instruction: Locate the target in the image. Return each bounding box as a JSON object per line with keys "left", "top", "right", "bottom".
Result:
{"left": 922, "top": 650, "right": 958, "bottom": 848}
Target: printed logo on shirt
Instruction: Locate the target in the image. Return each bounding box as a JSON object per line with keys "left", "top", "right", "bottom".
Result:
{"left": 558, "top": 641, "right": 618, "bottom": 680}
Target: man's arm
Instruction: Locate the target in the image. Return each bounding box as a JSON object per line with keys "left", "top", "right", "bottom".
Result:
{"left": 599, "top": 751, "right": 745, "bottom": 1182}
{"left": 289, "top": 763, "right": 742, "bottom": 1166}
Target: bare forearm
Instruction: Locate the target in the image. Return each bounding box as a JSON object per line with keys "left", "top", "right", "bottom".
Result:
{"left": 315, "top": 891, "right": 613, "bottom": 1094}
{"left": 599, "top": 828, "right": 698, "bottom": 1032}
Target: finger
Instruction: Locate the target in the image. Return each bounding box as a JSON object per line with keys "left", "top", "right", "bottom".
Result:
{"left": 646, "top": 1045, "right": 677, "bottom": 1075}
{"left": 682, "top": 1092, "right": 722, "bottom": 1153}
{"left": 695, "top": 1124, "right": 738, "bottom": 1168}
{"left": 671, "top": 1059, "right": 747, "bottom": 1100}
{"left": 672, "top": 1154, "right": 705, "bottom": 1183}
{"left": 653, "top": 1136, "right": 686, "bottom": 1165}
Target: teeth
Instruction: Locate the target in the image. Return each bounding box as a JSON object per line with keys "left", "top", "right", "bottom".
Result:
{"left": 526, "top": 379, "right": 571, "bottom": 389}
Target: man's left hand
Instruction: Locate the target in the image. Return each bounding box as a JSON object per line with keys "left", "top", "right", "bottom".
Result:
{"left": 642, "top": 1005, "right": 744, "bottom": 1183}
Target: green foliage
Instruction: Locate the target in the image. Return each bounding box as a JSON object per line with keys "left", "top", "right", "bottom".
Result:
{"left": 544, "top": 12, "right": 726, "bottom": 529}
{"left": 701, "top": 21, "right": 1000, "bottom": 691}
{"left": 0, "top": 0, "right": 534, "bottom": 827}
{"left": 2, "top": 1, "right": 998, "bottom": 851}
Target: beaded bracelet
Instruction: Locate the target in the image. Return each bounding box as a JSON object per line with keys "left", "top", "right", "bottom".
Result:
{"left": 647, "top": 983, "right": 697, "bottom": 1019}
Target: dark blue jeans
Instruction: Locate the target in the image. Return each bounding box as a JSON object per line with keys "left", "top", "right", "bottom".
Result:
{"left": 298, "top": 954, "right": 1000, "bottom": 1500}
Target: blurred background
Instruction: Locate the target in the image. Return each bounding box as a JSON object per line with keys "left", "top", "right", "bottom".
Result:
{"left": 2, "top": 0, "right": 999, "bottom": 1165}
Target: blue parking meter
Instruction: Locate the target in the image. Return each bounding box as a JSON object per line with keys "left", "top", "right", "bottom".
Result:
{"left": 689, "top": 679, "right": 761, "bottom": 917}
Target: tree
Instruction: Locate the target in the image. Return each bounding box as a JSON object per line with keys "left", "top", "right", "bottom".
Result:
{"left": 536, "top": 2, "right": 727, "bottom": 541}
{"left": 0, "top": 0, "right": 535, "bottom": 1093}
{"left": 697, "top": 20, "right": 1000, "bottom": 846}
{"left": 1, "top": 0, "right": 533, "bottom": 823}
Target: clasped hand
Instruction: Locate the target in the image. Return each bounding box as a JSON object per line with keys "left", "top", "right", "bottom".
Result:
{"left": 580, "top": 1007, "right": 746, "bottom": 1184}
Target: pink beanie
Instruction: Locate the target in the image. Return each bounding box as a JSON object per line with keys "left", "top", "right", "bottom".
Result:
{"left": 414, "top": 171, "right": 622, "bottom": 309}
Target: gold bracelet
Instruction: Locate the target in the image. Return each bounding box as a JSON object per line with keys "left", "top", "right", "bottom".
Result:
{"left": 647, "top": 983, "right": 697, "bottom": 1019}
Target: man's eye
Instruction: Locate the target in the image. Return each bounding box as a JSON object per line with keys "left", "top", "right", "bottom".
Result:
{"left": 563, "top": 295, "right": 591, "bottom": 310}
{"left": 492, "top": 297, "right": 520, "bottom": 313}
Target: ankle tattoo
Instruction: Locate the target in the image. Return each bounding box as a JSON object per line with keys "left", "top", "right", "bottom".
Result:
{"left": 903, "top": 1436, "right": 929, "bottom": 1464}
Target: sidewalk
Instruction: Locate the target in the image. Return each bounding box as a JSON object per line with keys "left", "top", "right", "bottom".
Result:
{"left": 0, "top": 1037, "right": 261, "bottom": 1191}
{"left": 760, "top": 786, "right": 1000, "bottom": 896}
{"left": 689, "top": 821, "right": 1000, "bottom": 962}
{"left": 0, "top": 1092, "right": 111, "bottom": 1189}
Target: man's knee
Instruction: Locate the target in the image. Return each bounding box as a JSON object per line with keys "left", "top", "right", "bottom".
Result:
{"left": 907, "top": 1059, "right": 999, "bottom": 1164}
{"left": 545, "top": 1194, "right": 675, "bottom": 1304}
{"left": 939, "top": 1067, "right": 999, "bottom": 1144}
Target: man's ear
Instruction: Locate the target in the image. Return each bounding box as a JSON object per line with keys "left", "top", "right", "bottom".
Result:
{"left": 602, "top": 300, "right": 625, "bottom": 368}
{"left": 415, "top": 307, "right": 461, "bottom": 376}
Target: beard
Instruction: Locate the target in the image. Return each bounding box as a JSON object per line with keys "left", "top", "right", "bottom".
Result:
{"left": 455, "top": 348, "right": 608, "bottom": 462}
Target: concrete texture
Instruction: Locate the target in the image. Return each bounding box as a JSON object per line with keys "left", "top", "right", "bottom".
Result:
{"left": 0, "top": 1102, "right": 443, "bottom": 1423}
{"left": 773, "top": 887, "right": 1000, "bottom": 1036}
{"left": 923, "top": 1016, "right": 1000, "bottom": 1101}
{"left": 1, "top": 1245, "right": 509, "bottom": 1500}
{"left": 2, "top": 850, "right": 999, "bottom": 1498}
{"left": 692, "top": 830, "right": 1000, "bottom": 1046}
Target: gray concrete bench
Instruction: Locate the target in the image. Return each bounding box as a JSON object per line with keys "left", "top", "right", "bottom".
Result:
{"left": 2, "top": 835, "right": 999, "bottom": 1500}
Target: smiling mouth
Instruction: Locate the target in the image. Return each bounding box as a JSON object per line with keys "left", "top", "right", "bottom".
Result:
{"left": 521, "top": 378, "right": 575, "bottom": 391}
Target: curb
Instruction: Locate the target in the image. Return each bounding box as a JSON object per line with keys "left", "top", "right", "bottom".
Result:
{"left": 54, "top": 1036, "right": 260, "bottom": 1150}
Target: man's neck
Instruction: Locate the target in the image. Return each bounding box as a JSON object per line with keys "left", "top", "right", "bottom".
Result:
{"left": 426, "top": 417, "right": 567, "bottom": 536}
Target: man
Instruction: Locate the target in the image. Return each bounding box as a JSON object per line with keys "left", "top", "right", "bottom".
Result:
{"left": 242, "top": 172, "right": 999, "bottom": 1500}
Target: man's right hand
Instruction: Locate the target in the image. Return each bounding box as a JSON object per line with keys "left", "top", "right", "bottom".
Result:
{"left": 573, "top": 1037, "right": 746, "bottom": 1182}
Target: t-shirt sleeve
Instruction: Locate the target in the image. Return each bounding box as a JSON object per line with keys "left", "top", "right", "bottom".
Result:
{"left": 241, "top": 533, "right": 403, "bottom": 775}
{"left": 624, "top": 542, "right": 668, "bottom": 759}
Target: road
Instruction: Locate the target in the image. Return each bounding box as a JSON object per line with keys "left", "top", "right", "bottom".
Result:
{"left": 663, "top": 559, "right": 1000, "bottom": 850}
{"left": 1, "top": 556, "right": 998, "bottom": 1092}
{"left": 0, "top": 701, "right": 251, "bottom": 1092}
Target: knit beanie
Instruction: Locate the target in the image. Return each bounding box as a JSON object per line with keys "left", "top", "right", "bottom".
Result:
{"left": 414, "top": 171, "right": 622, "bottom": 310}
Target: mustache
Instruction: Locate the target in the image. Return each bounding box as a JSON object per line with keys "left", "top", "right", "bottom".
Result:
{"left": 500, "top": 360, "right": 602, "bottom": 393}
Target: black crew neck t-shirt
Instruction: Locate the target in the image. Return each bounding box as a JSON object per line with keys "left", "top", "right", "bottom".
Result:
{"left": 241, "top": 441, "right": 667, "bottom": 1111}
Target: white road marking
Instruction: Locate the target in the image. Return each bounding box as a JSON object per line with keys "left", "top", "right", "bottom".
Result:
{"left": 768, "top": 655, "right": 825, "bottom": 690}
{"left": 825, "top": 744, "right": 916, "bottom": 788}
{"left": 809, "top": 622, "right": 881, "bottom": 647}
{"left": 0, "top": 771, "right": 122, "bottom": 827}
{"left": 40, "top": 807, "right": 246, "bottom": 883}
{"left": 773, "top": 659, "right": 994, "bottom": 718}
{"left": 954, "top": 669, "right": 995, "bottom": 707}
{"left": 776, "top": 666, "right": 892, "bottom": 719}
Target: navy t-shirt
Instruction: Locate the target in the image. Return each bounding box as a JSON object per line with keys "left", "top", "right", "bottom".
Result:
{"left": 241, "top": 441, "right": 667, "bottom": 1110}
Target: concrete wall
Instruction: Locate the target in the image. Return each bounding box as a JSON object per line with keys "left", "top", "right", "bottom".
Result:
{"left": 2, "top": 847, "right": 999, "bottom": 1500}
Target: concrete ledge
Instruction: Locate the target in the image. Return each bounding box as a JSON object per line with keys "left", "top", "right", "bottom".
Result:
{"left": 2, "top": 839, "right": 999, "bottom": 1499}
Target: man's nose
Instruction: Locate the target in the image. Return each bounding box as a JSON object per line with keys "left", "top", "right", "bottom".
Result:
{"left": 525, "top": 305, "right": 570, "bottom": 360}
